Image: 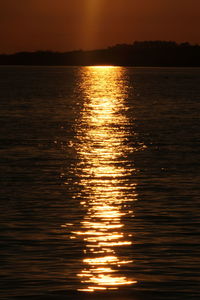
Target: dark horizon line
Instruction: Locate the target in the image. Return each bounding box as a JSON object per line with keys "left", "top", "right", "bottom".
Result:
{"left": 1, "top": 40, "right": 199, "bottom": 55}
{"left": 1, "top": 41, "right": 200, "bottom": 67}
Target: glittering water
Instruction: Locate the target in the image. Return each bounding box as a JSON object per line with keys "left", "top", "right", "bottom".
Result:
{"left": 0, "top": 66, "right": 200, "bottom": 299}
{"left": 68, "top": 67, "right": 139, "bottom": 292}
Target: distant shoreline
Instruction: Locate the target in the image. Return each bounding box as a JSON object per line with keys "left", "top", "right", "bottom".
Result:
{"left": 1, "top": 65, "right": 200, "bottom": 68}
{"left": 1, "top": 41, "right": 200, "bottom": 67}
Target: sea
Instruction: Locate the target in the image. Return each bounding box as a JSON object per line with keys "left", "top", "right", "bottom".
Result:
{"left": 0, "top": 66, "right": 200, "bottom": 300}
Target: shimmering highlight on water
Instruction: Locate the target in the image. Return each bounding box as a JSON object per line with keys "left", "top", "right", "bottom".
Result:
{"left": 64, "top": 67, "right": 139, "bottom": 291}
{"left": 1, "top": 66, "right": 200, "bottom": 300}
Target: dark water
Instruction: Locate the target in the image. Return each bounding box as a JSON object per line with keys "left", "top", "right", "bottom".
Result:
{"left": 0, "top": 66, "right": 200, "bottom": 300}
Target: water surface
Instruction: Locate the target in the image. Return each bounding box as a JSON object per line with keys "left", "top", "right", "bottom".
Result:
{"left": 0, "top": 66, "right": 200, "bottom": 299}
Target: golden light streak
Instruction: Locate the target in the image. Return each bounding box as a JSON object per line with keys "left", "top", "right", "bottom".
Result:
{"left": 81, "top": 1, "right": 102, "bottom": 50}
{"left": 65, "top": 66, "right": 140, "bottom": 291}
{"left": 89, "top": 66, "right": 117, "bottom": 69}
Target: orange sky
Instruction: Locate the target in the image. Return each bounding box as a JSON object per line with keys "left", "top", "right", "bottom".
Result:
{"left": 0, "top": 0, "right": 200, "bottom": 53}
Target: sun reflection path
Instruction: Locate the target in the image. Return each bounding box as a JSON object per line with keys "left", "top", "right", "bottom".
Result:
{"left": 65, "top": 66, "right": 143, "bottom": 292}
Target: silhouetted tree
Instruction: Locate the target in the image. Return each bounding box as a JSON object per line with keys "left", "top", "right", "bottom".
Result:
{"left": 0, "top": 41, "right": 199, "bottom": 66}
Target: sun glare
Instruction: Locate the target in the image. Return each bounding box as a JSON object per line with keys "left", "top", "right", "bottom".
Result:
{"left": 89, "top": 66, "right": 117, "bottom": 69}
{"left": 68, "top": 66, "right": 138, "bottom": 291}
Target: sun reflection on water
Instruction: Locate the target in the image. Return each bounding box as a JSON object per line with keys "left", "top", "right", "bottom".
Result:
{"left": 67, "top": 66, "right": 139, "bottom": 292}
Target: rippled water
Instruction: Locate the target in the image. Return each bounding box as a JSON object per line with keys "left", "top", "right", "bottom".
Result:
{"left": 0, "top": 66, "right": 200, "bottom": 299}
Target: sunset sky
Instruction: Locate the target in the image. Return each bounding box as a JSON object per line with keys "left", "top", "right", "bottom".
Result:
{"left": 1, "top": 0, "right": 200, "bottom": 53}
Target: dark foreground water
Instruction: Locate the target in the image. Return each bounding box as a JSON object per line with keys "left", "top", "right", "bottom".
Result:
{"left": 0, "top": 66, "right": 200, "bottom": 300}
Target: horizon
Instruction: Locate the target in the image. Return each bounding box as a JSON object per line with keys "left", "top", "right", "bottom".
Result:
{"left": 1, "top": 40, "right": 200, "bottom": 55}
{"left": 1, "top": 40, "right": 200, "bottom": 67}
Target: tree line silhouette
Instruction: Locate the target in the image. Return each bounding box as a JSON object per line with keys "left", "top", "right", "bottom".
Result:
{"left": 0, "top": 41, "right": 200, "bottom": 66}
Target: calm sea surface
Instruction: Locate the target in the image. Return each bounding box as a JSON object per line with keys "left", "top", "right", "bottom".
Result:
{"left": 0, "top": 66, "right": 200, "bottom": 300}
